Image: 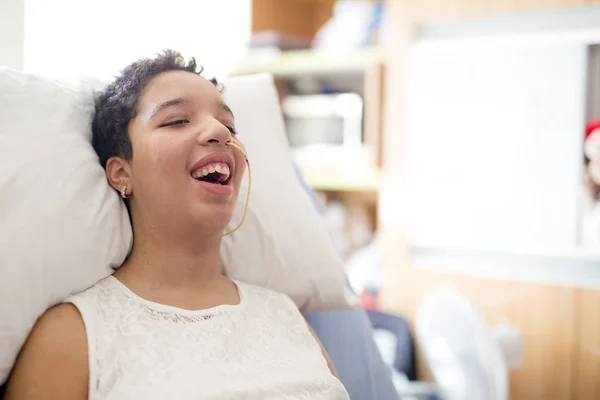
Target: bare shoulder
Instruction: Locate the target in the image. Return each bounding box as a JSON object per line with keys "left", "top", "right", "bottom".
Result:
{"left": 5, "top": 303, "right": 88, "bottom": 400}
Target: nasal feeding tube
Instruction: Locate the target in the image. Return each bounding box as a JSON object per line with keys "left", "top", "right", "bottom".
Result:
{"left": 222, "top": 141, "right": 251, "bottom": 237}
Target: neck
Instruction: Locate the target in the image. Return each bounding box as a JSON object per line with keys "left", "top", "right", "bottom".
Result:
{"left": 117, "top": 216, "right": 226, "bottom": 297}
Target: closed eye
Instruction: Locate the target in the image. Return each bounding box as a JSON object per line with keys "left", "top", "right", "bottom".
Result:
{"left": 160, "top": 119, "right": 189, "bottom": 128}
{"left": 226, "top": 126, "right": 238, "bottom": 135}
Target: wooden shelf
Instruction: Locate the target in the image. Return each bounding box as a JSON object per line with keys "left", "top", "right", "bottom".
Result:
{"left": 230, "top": 46, "right": 385, "bottom": 77}
{"left": 300, "top": 167, "right": 382, "bottom": 192}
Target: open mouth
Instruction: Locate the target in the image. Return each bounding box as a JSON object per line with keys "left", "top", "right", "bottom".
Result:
{"left": 191, "top": 162, "right": 232, "bottom": 185}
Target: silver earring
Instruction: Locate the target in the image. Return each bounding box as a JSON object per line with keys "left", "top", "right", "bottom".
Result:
{"left": 120, "top": 185, "right": 128, "bottom": 199}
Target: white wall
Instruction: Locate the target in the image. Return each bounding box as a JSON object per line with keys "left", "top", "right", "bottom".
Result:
{"left": 393, "top": 36, "right": 587, "bottom": 255}
{"left": 0, "top": 0, "right": 25, "bottom": 69}
{"left": 14, "top": 0, "right": 251, "bottom": 79}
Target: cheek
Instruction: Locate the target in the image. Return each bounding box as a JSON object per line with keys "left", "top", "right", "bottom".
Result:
{"left": 233, "top": 152, "right": 247, "bottom": 181}
{"left": 232, "top": 136, "right": 246, "bottom": 151}
{"left": 231, "top": 138, "right": 247, "bottom": 163}
{"left": 134, "top": 135, "right": 190, "bottom": 185}
{"left": 236, "top": 160, "right": 247, "bottom": 184}
{"left": 227, "top": 138, "right": 246, "bottom": 169}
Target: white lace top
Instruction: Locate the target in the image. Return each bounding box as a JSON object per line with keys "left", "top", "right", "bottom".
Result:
{"left": 67, "top": 276, "right": 349, "bottom": 400}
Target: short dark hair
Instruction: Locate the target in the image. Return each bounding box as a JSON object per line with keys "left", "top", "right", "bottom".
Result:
{"left": 92, "top": 50, "right": 217, "bottom": 168}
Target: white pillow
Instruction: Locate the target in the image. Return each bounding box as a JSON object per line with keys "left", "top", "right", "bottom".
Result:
{"left": 0, "top": 67, "right": 132, "bottom": 384}
{"left": 221, "top": 73, "right": 357, "bottom": 312}
{"left": 0, "top": 69, "right": 355, "bottom": 385}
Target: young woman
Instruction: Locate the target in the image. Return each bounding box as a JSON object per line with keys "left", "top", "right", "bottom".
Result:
{"left": 6, "top": 51, "right": 349, "bottom": 400}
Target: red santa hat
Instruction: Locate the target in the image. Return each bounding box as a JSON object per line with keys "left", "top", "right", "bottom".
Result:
{"left": 585, "top": 119, "right": 600, "bottom": 161}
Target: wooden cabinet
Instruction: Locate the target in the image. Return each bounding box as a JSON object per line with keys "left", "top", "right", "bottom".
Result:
{"left": 381, "top": 1, "right": 600, "bottom": 399}
{"left": 238, "top": 0, "right": 387, "bottom": 255}
{"left": 251, "top": 0, "right": 335, "bottom": 40}
{"left": 245, "top": 0, "right": 600, "bottom": 398}
{"left": 378, "top": 260, "right": 577, "bottom": 399}
{"left": 246, "top": 0, "right": 386, "bottom": 180}
{"left": 574, "top": 289, "right": 600, "bottom": 399}
{"left": 379, "top": 261, "right": 600, "bottom": 400}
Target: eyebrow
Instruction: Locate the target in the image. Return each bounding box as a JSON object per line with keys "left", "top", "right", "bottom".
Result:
{"left": 149, "top": 98, "right": 188, "bottom": 119}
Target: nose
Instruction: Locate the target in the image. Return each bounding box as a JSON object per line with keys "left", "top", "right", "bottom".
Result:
{"left": 197, "top": 119, "right": 232, "bottom": 146}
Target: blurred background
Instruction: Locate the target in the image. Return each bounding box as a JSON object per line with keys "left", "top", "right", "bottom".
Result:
{"left": 3, "top": 0, "right": 600, "bottom": 398}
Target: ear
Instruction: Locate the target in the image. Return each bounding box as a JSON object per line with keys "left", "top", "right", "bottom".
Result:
{"left": 105, "top": 156, "right": 132, "bottom": 195}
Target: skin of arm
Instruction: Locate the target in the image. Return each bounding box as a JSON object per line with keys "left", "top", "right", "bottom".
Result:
{"left": 305, "top": 322, "right": 341, "bottom": 380}
{"left": 4, "top": 304, "right": 88, "bottom": 400}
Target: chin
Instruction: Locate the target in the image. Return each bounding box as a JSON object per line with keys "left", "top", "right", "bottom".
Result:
{"left": 192, "top": 206, "right": 235, "bottom": 232}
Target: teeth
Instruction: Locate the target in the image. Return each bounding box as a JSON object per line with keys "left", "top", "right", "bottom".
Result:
{"left": 192, "top": 163, "right": 231, "bottom": 181}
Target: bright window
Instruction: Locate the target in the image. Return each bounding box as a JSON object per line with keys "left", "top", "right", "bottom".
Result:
{"left": 24, "top": 0, "right": 251, "bottom": 80}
